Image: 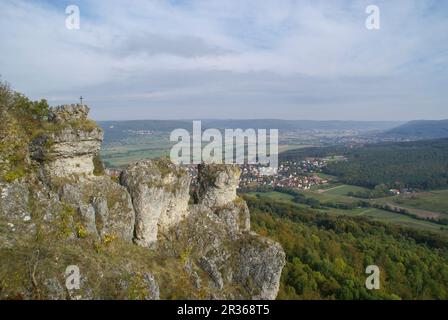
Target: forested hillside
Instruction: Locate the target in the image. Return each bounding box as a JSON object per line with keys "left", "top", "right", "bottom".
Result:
{"left": 384, "top": 120, "right": 448, "bottom": 139}
{"left": 324, "top": 139, "right": 448, "bottom": 190}
{"left": 245, "top": 195, "right": 448, "bottom": 300}
{"left": 281, "top": 138, "right": 448, "bottom": 191}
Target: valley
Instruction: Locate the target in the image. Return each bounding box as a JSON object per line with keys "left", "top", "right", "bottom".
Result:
{"left": 98, "top": 120, "right": 448, "bottom": 237}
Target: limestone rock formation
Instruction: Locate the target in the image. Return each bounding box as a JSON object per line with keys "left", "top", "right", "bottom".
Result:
{"left": 48, "top": 104, "right": 90, "bottom": 123}
{"left": 31, "top": 105, "right": 134, "bottom": 241}
{"left": 197, "top": 164, "right": 240, "bottom": 208}
{"left": 166, "top": 202, "right": 285, "bottom": 299}
{"left": 234, "top": 235, "right": 285, "bottom": 300}
{"left": 0, "top": 103, "right": 285, "bottom": 300}
{"left": 120, "top": 159, "right": 190, "bottom": 247}
{"left": 197, "top": 164, "right": 250, "bottom": 235}
{"left": 59, "top": 176, "right": 135, "bottom": 241}
{"left": 31, "top": 104, "right": 103, "bottom": 178}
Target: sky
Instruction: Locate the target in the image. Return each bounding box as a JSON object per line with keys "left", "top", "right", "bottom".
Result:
{"left": 0, "top": 0, "right": 447, "bottom": 121}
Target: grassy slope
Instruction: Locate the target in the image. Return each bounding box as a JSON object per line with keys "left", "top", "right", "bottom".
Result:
{"left": 0, "top": 221, "right": 204, "bottom": 300}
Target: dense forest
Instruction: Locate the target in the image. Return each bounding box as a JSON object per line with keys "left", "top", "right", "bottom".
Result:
{"left": 280, "top": 144, "right": 348, "bottom": 161}
{"left": 324, "top": 139, "right": 448, "bottom": 190}
{"left": 244, "top": 195, "right": 448, "bottom": 299}
{"left": 281, "top": 139, "right": 448, "bottom": 191}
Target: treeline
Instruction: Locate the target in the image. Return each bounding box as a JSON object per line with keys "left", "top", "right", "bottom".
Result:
{"left": 324, "top": 139, "right": 448, "bottom": 190}
{"left": 371, "top": 202, "right": 448, "bottom": 226}
{"left": 281, "top": 138, "right": 448, "bottom": 191}
{"left": 244, "top": 195, "right": 448, "bottom": 299}
{"left": 245, "top": 185, "right": 381, "bottom": 210}
{"left": 280, "top": 145, "right": 347, "bottom": 161}
{"left": 347, "top": 184, "right": 393, "bottom": 199}
{"left": 243, "top": 186, "right": 448, "bottom": 226}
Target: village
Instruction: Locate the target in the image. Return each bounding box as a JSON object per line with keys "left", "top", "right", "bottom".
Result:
{"left": 106, "top": 157, "right": 331, "bottom": 191}
{"left": 238, "top": 159, "right": 329, "bottom": 190}
{"left": 179, "top": 158, "right": 330, "bottom": 191}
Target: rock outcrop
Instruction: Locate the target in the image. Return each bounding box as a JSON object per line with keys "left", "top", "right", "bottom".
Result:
{"left": 0, "top": 104, "right": 285, "bottom": 300}
{"left": 31, "top": 104, "right": 103, "bottom": 178}
{"left": 196, "top": 164, "right": 250, "bottom": 235}
{"left": 197, "top": 164, "right": 240, "bottom": 208}
{"left": 171, "top": 204, "right": 285, "bottom": 299}
{"left": 120, "top": 159, "right": 190, "bottom": 247}
{"left": 48, "top": 104, "right": 91, "bottom": 123}
{"left": 30, "top": 105, "right": 134, "bottom": 241}
{"left": 59, "top": 176, "right": 135, "bottom": 241}
{"left": 234, "top": 236, "right": 285, "bottom": 300}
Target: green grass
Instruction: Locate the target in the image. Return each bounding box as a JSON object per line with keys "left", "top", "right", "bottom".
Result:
{"left": 390, "top": 190, "right": 448, "bottom": 217}
{"left": 101, "top": 134, "right": 174, "bottom": 168}
{"left": 300, "top": 189, "right": 359, "bottom": 204}
{"left": 102, "top": 149, "right": 170, "bottom": 167}
{"left": 246, "top": 190, "right": 448, "bottom": 235}
{"left": 360, "top": 208, "right": 446, "bottom": 233}
{"left": 247, "top": 191, "right": 295, "bottom": 204}
{"left": 319, "top": 207, "right": 366, "bottom": 216}
{"left": 315, "top": 172, "right": 337, "bottom": 180}
{"left": 323, "top": 184, "right": 370, "bottom": 196}
{"left": 319, "top": 202, "right": 447, "bottom": 235}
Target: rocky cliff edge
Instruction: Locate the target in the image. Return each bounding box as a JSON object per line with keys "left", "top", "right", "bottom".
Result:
{"left": 0, "top": 104, "right": 285, "bottom": 300}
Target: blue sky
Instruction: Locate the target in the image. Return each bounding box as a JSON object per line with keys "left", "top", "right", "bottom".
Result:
{"left": 0, "top": 0, "right": 447, "bottom": 120}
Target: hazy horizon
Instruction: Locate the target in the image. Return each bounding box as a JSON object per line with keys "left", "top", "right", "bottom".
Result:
{"left": 97, "top": 117, "right": 408, "bottom": 123}
{"left": 1, "top": 0, "right": 447, "bottom": 121}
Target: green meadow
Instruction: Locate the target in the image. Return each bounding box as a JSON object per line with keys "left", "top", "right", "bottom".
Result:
{"left": 390, "top": 190, "right": 448, "bottom": 218}
{"left": 246, "top": 189, "right": 448, "bottom": 235}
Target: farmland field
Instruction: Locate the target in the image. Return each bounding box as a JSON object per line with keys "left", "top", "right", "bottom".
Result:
{"left": 100, "top": 134, "right": 174, "bottom": 168}
{"left": 101, "top": 133, "right": 314, "bottom": 168}
{"left": 246, "top": 191, "right": 302, "bottom": 207}
{"left": 390, "top": 190, "right": 448, "bottom": 218}
{"left": 319, "top": 184, "right": 370, "bottom": 196}
{"left": 310, "top": 182, "right": 448, "bottom": 221}
{"left": 359, "top": 208, "right": 446, "bottom": 233}
{"left": 277, "top": 144, "right": 315, "bottom": 153}
{"left": 300, "top": 188, "right": 359, "bottom": 204}
{"left": 246, "top": 189, "right": 448, "bottom": 235}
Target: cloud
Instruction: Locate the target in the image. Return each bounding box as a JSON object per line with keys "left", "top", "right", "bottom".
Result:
{"left": 0, "top": 0, "right": 447, "bottom": 120}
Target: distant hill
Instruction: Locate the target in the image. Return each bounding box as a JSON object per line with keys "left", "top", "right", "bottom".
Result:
{"left": 99, "top": 119, "right": 402, "bottom": 143}
{"left": 384, "top": 120, "right": 448, "bottom": 139}
{"left": 98, "top": 120, "right": 192, "bottom": 142}
{"left": 201, "top": 119, "right": 402, "bottom": 131}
